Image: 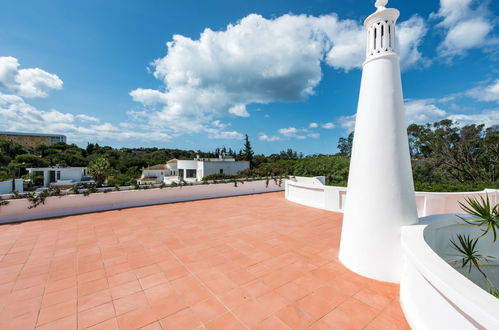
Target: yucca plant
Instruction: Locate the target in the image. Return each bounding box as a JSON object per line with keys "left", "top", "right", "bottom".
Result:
{"left": 450, "top": 194, "right": 499, "bottom": 299}
{"left": 458, "top": 195, "right": 499, "bottom": 241}
{"left": 449, "top": 234, "right": 491, "bottom": 277}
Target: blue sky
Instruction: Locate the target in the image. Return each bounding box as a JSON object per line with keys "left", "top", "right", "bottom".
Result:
{"left": 0, "top": 0, "right": 498, "bottom": 155}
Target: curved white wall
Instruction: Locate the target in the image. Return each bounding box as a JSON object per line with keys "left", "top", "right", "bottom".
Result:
{"left": 0, "top": 180, "right": 284, "bottom": 224}
{"left": 286, "top": 177, "right": 498, "bottom": 217}
{"left": 401, "top": 214, "right": 499, "bottom": 329}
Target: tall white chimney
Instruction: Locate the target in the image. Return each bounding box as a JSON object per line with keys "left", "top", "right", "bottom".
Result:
{"left": 338, "top": 0, "right": 418, "bottom": 283}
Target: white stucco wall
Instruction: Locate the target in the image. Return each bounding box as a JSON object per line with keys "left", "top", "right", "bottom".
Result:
{"left": 0, "top": 180, "right": 284, "bottom": 224}
{"left": 285, "top": 177, "right": 498, "bottom": 217}
{"left": 28, "top": 167, "right": 87, "bottom": 187}
{"left": 0, "top": 179, "right": 23, "bottom": 194}
{"left": 401, "top": 214, "right": 499, "bottom": 329}
{"left": 176, "top": 160, "right": 198, "bottom": 180}
{"left": 202, "top": 161, "right": 249, "bottom": 179}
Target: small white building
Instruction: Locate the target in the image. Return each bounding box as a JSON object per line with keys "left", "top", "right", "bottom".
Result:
{"left": 27, "top": 167, "right": 90, "bottom": 187}
{"left": 176, "top": 156, "right": 249, "bottom": 182}
{"left": 138, "top": 160, "right": 178, "bottom": 184}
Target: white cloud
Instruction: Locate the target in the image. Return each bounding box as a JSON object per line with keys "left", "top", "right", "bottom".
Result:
{"left": 448, "top": 109, "right": 499, "bottom": 127}
{"left": 336, "top": 114, "right": 356, "bottom": 132}
{"left": 467, "top": 79, "right": 499, "bottom": 103}
{"left": 262, "top": 124, "right": 326, "bottom": 141}
{"left": 228, "top": 104, "right": 250, "bottom": 117}
{"left": 129, "top": 88, "right": 168, "bottom": 106}
{"left": 403, "top": 97, "right": 498, "bottom": 128}
{"left": 0, "top": 93, "right": 172, "bottom": 143}
{"left": 397, "top": 16, "right": 429, "bottom": 69}
{"left": 205, "top": 128, "right": 244, "bottom": 139}
{"left": 76, "top": 114, "right": 100, "bottom": 122}
{"left": 278, "top": 127, "right": 299, "bottom": 137}
{"left": 258, "top": 133, "right": 281, "bottom": 142}
{"left": 404, "top": 99, "right": 448, "bottom": 124}
{"left": 131, "top": 12, "right": 427, "bottom": 135}
{"left": 321, "top": 122, "right": 335, "bottom": 129}
{"left": 307, "top": 132, "right": 320, "bottom": 139}
{"left": 0, "top": 57, "right": 62, "bottom": 98}
{"left": 432, "top": 0, "right": 495, "bottom": 56}
{"left": 0, "top": 56, "right": 245, "bottom": 143}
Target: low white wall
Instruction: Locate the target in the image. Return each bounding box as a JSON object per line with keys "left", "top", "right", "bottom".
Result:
{"left": 0, "top": 180, "right": 284, "bottom": 224}
{"left": 285, "top": 177, "right": 498, "bottom": 216}
{"left": 0, "top": 179, "right": 23, "bottom": 194}
{"left": 401, "top": 215, "right": 499, "bottom": 329}
{"left": 285, "top": 178, "right": 347, "bottom": 212}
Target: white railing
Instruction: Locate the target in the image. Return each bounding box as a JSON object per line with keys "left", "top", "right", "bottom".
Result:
{"left": 0, "top": 180, "right": 284, "bottom": 224}
{"left": 285, "top": 177, "right": 498, "bottom": 216}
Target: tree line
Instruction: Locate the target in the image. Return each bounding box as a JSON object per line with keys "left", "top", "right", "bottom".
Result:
{"left": 0, "top": 120, "right": 497, "bottom": 191}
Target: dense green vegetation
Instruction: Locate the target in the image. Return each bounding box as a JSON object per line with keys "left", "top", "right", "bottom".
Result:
{"left": 0, "top": 120, "right": 497, "bottom": 191}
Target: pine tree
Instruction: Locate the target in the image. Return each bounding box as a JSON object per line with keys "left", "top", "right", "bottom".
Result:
{"left": 242, "top": 134, "right": 254, "bottom": 164}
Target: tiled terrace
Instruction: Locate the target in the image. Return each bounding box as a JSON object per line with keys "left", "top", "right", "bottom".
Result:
{"left": 0, "top": 192, "right": 409, "bottom": 329}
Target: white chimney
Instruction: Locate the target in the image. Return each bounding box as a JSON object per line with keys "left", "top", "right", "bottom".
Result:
{"left": 338, "top": 0, "right": 418, "bottom": 283}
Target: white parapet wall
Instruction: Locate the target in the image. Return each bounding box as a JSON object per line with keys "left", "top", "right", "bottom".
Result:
{"left": 0, "top": 180, "right": 284, "bottom": 224}
{"left": 285, "top": 177, "right": 347, "bottom": 212}
{"left": 0, "top": 179, "right": 23, "bottom": 194}
{"left": 285, "top": 177, "right": 498, "bottom": 217}
{"left": 401, "top": 214, "right": 499, "bottom": 329}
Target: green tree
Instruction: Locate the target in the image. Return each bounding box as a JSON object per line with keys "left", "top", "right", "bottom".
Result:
{"left": 13, "top": 154, "right": 49, "bottom": 168}
{"left": 88, "top": 156, "right": 111, "bottom": 187}
{"left": 337, "top": 132, "right": 354, "bottom": 156}
{"left": 242, "top": 134, "right": 254, "bottom": 164}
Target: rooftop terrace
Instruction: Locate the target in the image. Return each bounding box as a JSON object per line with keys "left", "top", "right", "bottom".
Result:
{"left": 0, "top": 192, "right": 408, "bottom": 329}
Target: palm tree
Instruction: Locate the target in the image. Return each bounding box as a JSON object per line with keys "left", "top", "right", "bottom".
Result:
{"left": 88, "top": 157, "right": 111, "bottom": 187}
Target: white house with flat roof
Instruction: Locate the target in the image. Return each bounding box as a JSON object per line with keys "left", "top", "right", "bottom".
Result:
{"left": 27, "top": 167, "right": 90, "bottom": 187}
{"left": 138, "top": 160, "right": 178, "bottom": 184}
{"left": 176, "top": 156, "right": 249, "bottom": 182}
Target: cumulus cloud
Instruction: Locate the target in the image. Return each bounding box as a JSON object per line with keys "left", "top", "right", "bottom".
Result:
{"left": 448, "top": 109, "right": 499, "bottom": 127}
{"left": 258, "top": 133, "right": 281, "bottom": 142}
{"left": 467, "top": 79, "right": 499, "bottom": 103}
{"left": 431, "top": 0, "right": 495, "bottom": 56}
{"left": 0, "top": 93, "right": 172, "bottom": 143}
{"left": 336, "top": 114, "right": 356, "bottom": 132}
{"left": 228, "top": 104, "right": 250, "bottom": 117}
{"left": 131, "top": 12, "right": 427, "bottom": 135}
{"left": 0, "top": 56, "right": 174, "bottom": 143}
{"left": 404, "top": 97, "right": 499, "bottom": 128}
{"left": 398, "top": 16, "right": 429, "bottom": 69}
{"left": 404, "top": 99, "right": 448, "bottom": 124}
{"left": 260, "top": 123, "right": 330, "bottom": 142}
{"left": 76, "top": 114, "right": 100, "bottom": 122}
{"left": 0, "top": 57, "right": 62, "bottom": 98}
{"left": 307, "top": 132, "right": 320, "bottom": 139}
{"left": 322, "top": 122, "right": 335, "bottom": 129}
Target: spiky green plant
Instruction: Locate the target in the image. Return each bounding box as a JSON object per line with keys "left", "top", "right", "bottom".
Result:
{"left": 458, "top": 195, "right": 499, "bottom": 241}
{"left": 450, "top": 233, "right": 498, "bottom": 299}
{"left": 449, "top": 234, "right": 491, "bottom": 276}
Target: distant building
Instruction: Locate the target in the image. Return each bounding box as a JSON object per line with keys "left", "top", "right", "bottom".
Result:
{"left": 139, "top": 156, "right": 250, "bottom": 184}
{"left": 0, "top": 131, "right": 66, "bottom": 148}
{"left": 138, "top": 159, "right": 178, "bottom": 184}
{"left": 27, "top": 167, "right": 90, "bottom": 187}
{"left": 177, "top": 155, "right": 249, "bottom": 182}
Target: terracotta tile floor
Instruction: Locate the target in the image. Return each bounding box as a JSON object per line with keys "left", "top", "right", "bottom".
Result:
{"left": 0, "top": 192, "right": 409, "bottom": 329}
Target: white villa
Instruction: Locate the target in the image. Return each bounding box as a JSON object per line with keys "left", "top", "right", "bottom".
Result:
{"left": 27, "top": 167, "right": 91, "bottom": 187}
{"left": 139, "top": 156, "right": 250, "bottom": 184}
{"left": 177, "top": 156, "right": 249, "bottom": 182}
{"left": 138, "top": 159, "right": 178, "bottom": 184}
